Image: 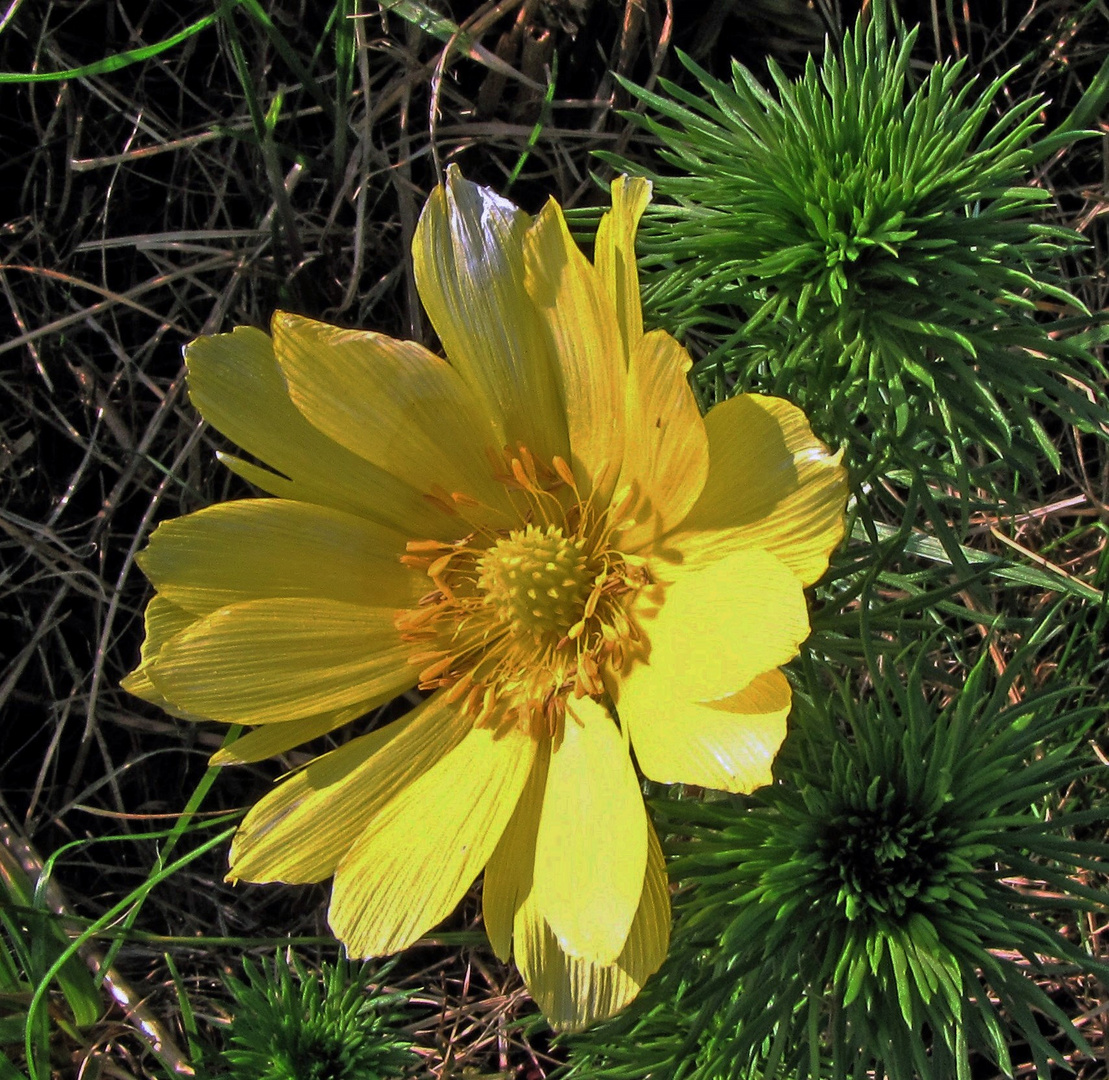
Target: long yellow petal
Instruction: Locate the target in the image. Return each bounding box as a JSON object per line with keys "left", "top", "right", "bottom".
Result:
{"left": 667, "top": 394, "right": 848, "bottom": 586}
{"left": 533, "top": 696, "right": 646, "bottom": 964}
{"left": 413, "top": 166, "right": 569, "bottom": 466}
{"left": 632, "top": 547, "right": 809, "bottom": 704}
{"left": 481, "top": 738, "right": 550, "bottom": 962}
{"left": 623, "top": 668, "right": 791, "bottom": 793}
{"left": 523, "top": 198, "right": 625, "bottom": 502}
{"left": 594, "top": 175, "right": 651, "bottom": 353}
{"left": 328, "top": 721, "right": 536, "bottom": 956}
{"left": 185, "top": 327, "right": 455, "bottom": 539}
{"left": 228, "top": 694, "right": 470, "bottom": 883}
{"left": 209, "top": 706, "right": 363, "bottom": 766}
{"left": 138, "top": 499, "right": 421, "bottom": 617}
{"left": 121, "top": 595, "right": 200, "bottom": 716}
{"left": 516, "top": 816, "right": 670, "bottom": 1032}
{"left": 615, "top": 329, "right": 709, "bottom": 553}
{"left": 146, "top": 597, "right": 414, "bottom": 724}
{"left": 271, "top": 312, "right": 512, "bottom": 520}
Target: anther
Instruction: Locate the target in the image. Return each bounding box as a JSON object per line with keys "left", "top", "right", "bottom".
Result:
{"left": 609, "top": 483, "right": 638, "bottom": 522}
{"left": 408, "top": 648, "right": 446, "bottom": 664}
{"left": 552, "top": 455, "right": 576, "bottom": 488}
{"left": 583, "top": 584, "right": 602, "bottom": 620}
{"left": 407, "top": 539, "right": 452, "bottom": 552}
{"left": 510, "top": 457, "right": 532, "bottom": 491}
{"left": 443, "top": 671, "right": 474, "bottom": 703}
{"left": 476, "top": 685, "right": 498, "bottom": 724}
{"left": 518, "top": 445, "right": 539, "bottom": 483}
{"left": 427, "top": 553, "right": 454, "bottom": 579}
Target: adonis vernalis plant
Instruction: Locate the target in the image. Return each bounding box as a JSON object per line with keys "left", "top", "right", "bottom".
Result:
{"left": 219, "top": 954, "right": 416, "bottom": 1080}
{"left": 123, "top": 169, "right": 847, "bottom": 1030}
{"left": 612, "top": 12, "right": 1106, "bottom": 484}
{"left": 566, "top": 651, "right": 1109, "bottom": 1080}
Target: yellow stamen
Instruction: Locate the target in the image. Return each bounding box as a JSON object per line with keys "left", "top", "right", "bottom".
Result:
{"left": 396, "top": 445, "right": 649, "bottom": 736}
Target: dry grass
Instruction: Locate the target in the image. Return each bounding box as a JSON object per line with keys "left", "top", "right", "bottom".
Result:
{"left": 1, "top": 1, "right": 1106, "bottom": 1077}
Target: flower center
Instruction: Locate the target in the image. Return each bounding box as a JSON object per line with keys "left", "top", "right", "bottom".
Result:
{"left": 394, "top": 447, "right": 649, "bottom": 737}
{"left": 476, "top": 524, "right": 591, "bottom": 643}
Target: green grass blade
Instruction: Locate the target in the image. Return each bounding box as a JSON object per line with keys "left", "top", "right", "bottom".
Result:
{"left": 0, "top": 13, "right": 218, "bottom": 82}
{"left": 0, "top": 842, "right": 101, "bottom": 1030}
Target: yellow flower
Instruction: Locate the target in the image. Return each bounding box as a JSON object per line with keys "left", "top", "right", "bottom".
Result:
{"left": 124, "top": 168, "right": 847, "bottom": 1031}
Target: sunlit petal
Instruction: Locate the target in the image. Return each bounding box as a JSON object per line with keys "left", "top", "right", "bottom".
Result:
{"left": 185, "top": 328, "right": 454, "bottom": 539}
{"left": 139, "top": 499, "right": 421, "bottom": 616}
{"left": 413, "top": 165, "right": 569, "bottom": 465}
{"left": 616, "top": 329, "right": 709, "bottom": 552}
{"left": 272, "top": 312, "right": 513, "bottom": 519}
{"left": 666, "top": 394, "right": 848, "bottom": 585}
{"left": 524, "top": 198, "right": 625, "bottom": 501}
{"left": 595, "top": 175, "right": 652, "bottom": 353}
{"left": 146, "top": 598, "right": 414, "bottom": 724}
{"left": 632, "top": 547, "right": 809, "bottom": 704}
{"left": 228, "top": 694, "right": 469, "bottom": 883}
{"left": 516, "top": 816, "right": 669, "bottom": 1032}
{"left": 329, "top": 720, "right": 536, "bottom": 956}
{"left": 482, "top": 739, "right": 550, "bottom": 962}
{"left": 209, "top": 707, "right": 364, "bottom": 766}
{"left": 624, "top": 668, "right": 792, "bottom": 792}
{"left": 533, "top": 696, "right": 647, "bottom": 964}
{"left": 121, "top": 595, "right": 200, "bottom": 717}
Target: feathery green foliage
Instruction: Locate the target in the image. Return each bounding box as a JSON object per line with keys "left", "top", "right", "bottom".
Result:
{"left": 565, "top": 649, "right": 1109, "bottom": 1080}
{"left": 610, "top": 11, "right": 1107, "bottom": 485}
{"left": 220, "top": 953, "right": 417, "bottom": 1080}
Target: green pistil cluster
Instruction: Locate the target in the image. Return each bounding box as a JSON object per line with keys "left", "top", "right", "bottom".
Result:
{"left": 478, "top": 523, "right": 592, "bottom": 643}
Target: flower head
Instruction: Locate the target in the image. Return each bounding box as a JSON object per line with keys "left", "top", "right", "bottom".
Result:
{"left": 124, "top": 168, "right": 847, "bottom": 1030}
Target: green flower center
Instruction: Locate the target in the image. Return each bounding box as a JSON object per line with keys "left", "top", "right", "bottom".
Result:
{"left": 477, "top": 523, "right": 592, "bottom": 643}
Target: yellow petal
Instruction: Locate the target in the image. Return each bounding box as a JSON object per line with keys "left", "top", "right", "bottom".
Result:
{"left": 482, "top": 738, "right": 550, "bottom": 962}
{"left": 631, "top": 547, "right": 809, "bottom": 704}
{"left": 228, "top": 693, "right": 469, "bottom": 883}
{"left": 615, "top": 329, "right": 709, "bottom": 553}
{"left": 533, "top": 697, "right": 647, "bottom": 964}
{"left": 127, "top": 594, "right": 194, "bottom": 667}
{"left": 667, "top": 394, "right": 848, "bottom": 586}
{"left": 516, "top": 815, "right": 670, "bottom": 1032}
{"left": 271, "top": 312, "right": 511, "bottom": 518}
{"left": 146, "top": 598, "right": 414, "bottom": 724}
{"left": 209, "top": 706, "right": 363, "bottom": 765}
{"left": 329, "top": 721, "right": 536, "bottom": 956}
{"left": 623, "top": 668, "right": 791, "bottom": 793}
{"left": 483, "top": 739, "right": 670, "bottom": 1031}
{"left": 138, "top": 499, "right": 421, "bottom": 617}
{"left": 122, "top": 596, "right": 203, "bottom": 717}
{"left": 523, "top": 198, "right": 625, "bottom": 501}
{"left": 185, "top": 327, "right": 454, "bottom": 539}
{"left": 594, "top": 175, "right": 651, "bottom": 353}
{"left": 413, "top": 166, "right": 569, "bottom": 466}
